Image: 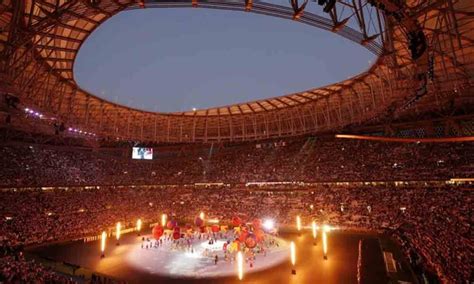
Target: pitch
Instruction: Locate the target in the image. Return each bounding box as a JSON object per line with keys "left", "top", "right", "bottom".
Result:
{"left": 26, "top": 230, "right": 411, "bottom": 284}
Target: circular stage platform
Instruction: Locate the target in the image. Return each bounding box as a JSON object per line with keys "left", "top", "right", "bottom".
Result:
{"left": 127, "top": 236, "right": 289, "bottom": 278}
{"left": 27, "top": 230, "right": 414, "bottom": 283}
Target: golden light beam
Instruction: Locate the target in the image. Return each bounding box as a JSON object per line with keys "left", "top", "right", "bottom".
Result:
{"left": 322, "top": 229, "right": 328, "bottom": 259}
{"left": 237, "top": 251, "right": 244, "bottom": 280}
{"left": 116, "top": 222, "right": 121, "bottom": 241}
{"left": 101, "top": 231, "right": 106, "bottom": 257}
{"left": 200, "top": 211, "right": 205, "bottom": 221}
{"left": 161, "top": 214, "right": 167, "bottom": 227}
{"left": 290, "top": 241, "right": 296, "bottom": 266}
{"left": 137, "top": 219, "right": 142, "bottom": 232}
{"left": 296, "top": 216, "right": 301, "bottom": 231}
{"left": 312, "top": 221, "right": 318, "bottom": 239}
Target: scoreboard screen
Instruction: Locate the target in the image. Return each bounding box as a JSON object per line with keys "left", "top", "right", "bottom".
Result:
{"left": 132, "top": 147, "right": 153, "bottom": 160}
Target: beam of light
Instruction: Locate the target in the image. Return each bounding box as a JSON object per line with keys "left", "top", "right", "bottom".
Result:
{"left": 161, "top": 214, "right": 167, "bottom": 227}
{"left": 290, "top": 241, "right": 296, "bottom": 266}
{"left": 335, "top": 134, "right": 474, "bottom": 143}
{"left": 200, "top": 212, "right": 205, "bottom": 221}
{"left": 237, "top": 251, "right": 244, "bottom": 280}
{"left": 296, "top": 216, "right": 301, "bottom": 231}
{"left": 116, "top": 222, "right": 121, "bottom": 241}
{"left": 312, "top": 221, "right": 318, "bottom": 239}
{"left": 323, "top": 224, "right": 331, "bottom": 232}
{"left": 137, "top": 219, "right": 142, "bottom": 232}
{"left": 101, "top": 231, "right": 106, "bottom": 253}
{"left": 323, "top": 230, "right": 328, "bottom": 258}
{"left": 207, "top": 218, "right": 219, "bottom": 224}
{"left": 263, "top": 219, "right": 274, "bottom": 230}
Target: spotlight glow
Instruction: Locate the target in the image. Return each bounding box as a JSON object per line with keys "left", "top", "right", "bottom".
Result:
{"left": 312, "top": 221, "right": 318, "bottom": 239}
{"left": 200, "top": 212, "right": 205, "bottom": 221}
{"left": 116, "top": 222, "right": 121, "bottom": 241}
{"left": 161, "top": 214, "right": 167, "bottom": 227}
{"left": 101, "top": 231, "right": 106, "bottom": 254}
{"left": 237, "top": 251, "right": 243, "bottom": 280}
{"left": 323, "top": 230, "right": 328, "bottom": 258}
{"left": 296, "top": 216, "right": 301, "bottom": 231}
{"left": 290, "top": 241, "right": 296, "bottom": 266}
{"left": 137, "top": 219, "right": 142, "bottom": 232}
{"left": 263, "top": 219, "right": 274, "bottom": 230}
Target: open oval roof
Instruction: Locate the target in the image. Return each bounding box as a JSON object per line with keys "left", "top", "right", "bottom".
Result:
{"left": 1, "top": 0, "right": 473, "bottom": 142}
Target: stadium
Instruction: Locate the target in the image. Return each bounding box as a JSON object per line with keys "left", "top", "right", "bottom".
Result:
{"left": 0, "top": 0, "right": 473, "bottom": 283}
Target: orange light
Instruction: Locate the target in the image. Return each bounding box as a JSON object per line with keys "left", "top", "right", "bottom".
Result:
{"left": 161, "top": 214, "right": 167, "bottom": 227}
{"left": 116, "top": 222, "right": 121, "bottom": 241}
{"left": 237, "top": 251, "right": 243, "bottom": 280}
{"left": 312, "top": 221, "right": 318, "bottom": 239}
{"left": 200, "top": 212, "right": 205, "bottom": 221}
{"left": 296, "top": 216, "right": 301, "bottom": 231}
{"left": 137, "top": 219, "right": 142, "bottom": 232}
{"left": 101, "top": 231, "right": 106, "bottom": 253}
{"left": 290, "top": 241, "right": 296, "bottom": 266}
{"left": 323, "top": 230, "right": 328, "bottom": 257}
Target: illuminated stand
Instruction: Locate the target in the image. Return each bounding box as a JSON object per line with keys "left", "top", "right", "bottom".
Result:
{"left": 116, "top": 222, "right": 121, "bottom": 246}
{"left": 100, "top": 231, "right": 106, "bottom": 258}
{"left": 290, "top": 241, "right": 296, "bottom": 274}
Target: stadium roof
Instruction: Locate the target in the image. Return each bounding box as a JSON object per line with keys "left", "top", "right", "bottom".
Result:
{"left": 0, "top": 0, "right": 473, "bottom": 142}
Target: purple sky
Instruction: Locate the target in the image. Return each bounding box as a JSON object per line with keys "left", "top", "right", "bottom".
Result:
{"left": 75, "top": 8, "right": 374, "bottom": 113}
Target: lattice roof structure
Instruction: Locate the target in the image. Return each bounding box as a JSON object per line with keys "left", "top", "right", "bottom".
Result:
{"left": 0, "top": 0, "right": 473, "bottom": 142}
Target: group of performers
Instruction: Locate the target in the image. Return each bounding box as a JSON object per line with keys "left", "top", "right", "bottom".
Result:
{"left": 141, "top": 216, "right": 281, "bottom": 268}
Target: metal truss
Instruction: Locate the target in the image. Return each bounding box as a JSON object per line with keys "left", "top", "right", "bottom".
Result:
{"left": 0, "top": 0, "right": 473, "bottom": 143}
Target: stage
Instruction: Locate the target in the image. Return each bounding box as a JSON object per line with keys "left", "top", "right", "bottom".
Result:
{"left": 27, "top": 230, "right": 408, "bottom": 283}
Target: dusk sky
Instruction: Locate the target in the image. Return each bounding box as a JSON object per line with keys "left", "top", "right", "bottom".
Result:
{"left": 75, "top": 8, "right": 375, "bottom": 113}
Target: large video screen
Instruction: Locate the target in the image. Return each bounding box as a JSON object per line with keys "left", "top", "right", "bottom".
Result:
{"left": 132, "top": 147, "right": 153, "bottom": 160}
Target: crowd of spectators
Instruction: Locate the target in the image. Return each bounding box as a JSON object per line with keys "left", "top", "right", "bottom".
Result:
{"left": 0, "top": 137, "right": 472, "bottom": 283}
{"left": 0, "top": 252, "right": 75, "bottom": 283}
{"left": 0, "top": 185, "right": 472, "bottom": 283}
{"left": 0, "top": 138, "right": 472, "bottom": 187}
